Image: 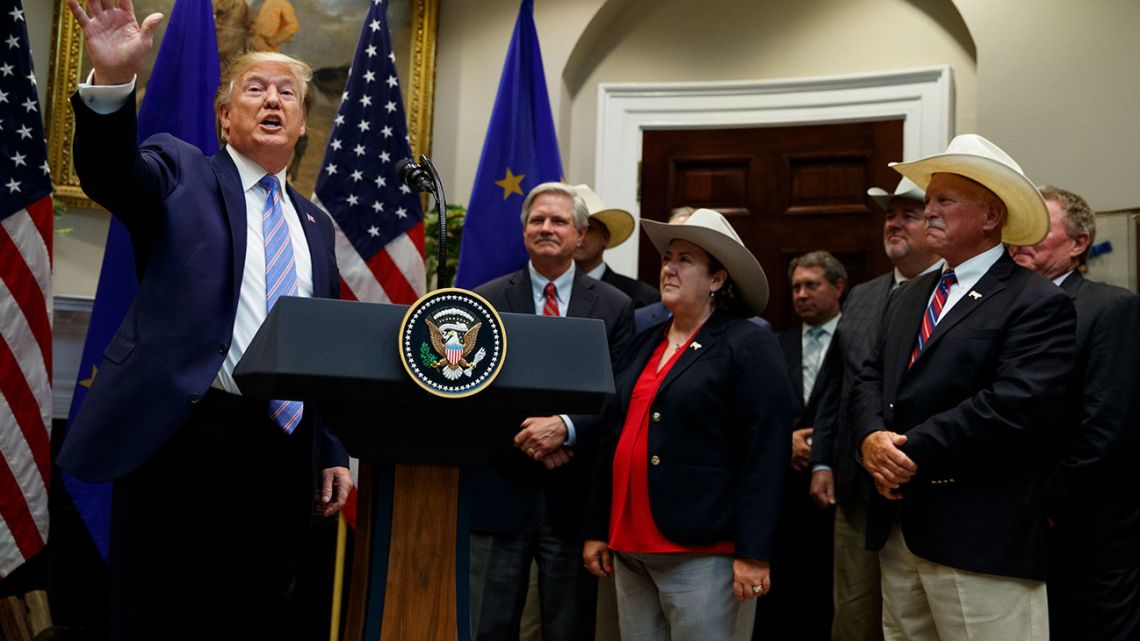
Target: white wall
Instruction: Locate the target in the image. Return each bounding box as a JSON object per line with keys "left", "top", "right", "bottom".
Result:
{"left": 562, "top": 0, "right": 978, "bottom": 189}
{"left": 954, "top": 0, "right": 1140, "bottom": 211}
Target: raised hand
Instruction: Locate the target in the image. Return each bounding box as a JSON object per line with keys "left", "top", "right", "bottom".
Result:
{"left": 66, "top": 0, "right": 164, "bottom": 85}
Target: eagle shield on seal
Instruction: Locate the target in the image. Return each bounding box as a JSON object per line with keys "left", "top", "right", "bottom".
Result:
{"left": 425, "top": 319, "right": 485, "bottom": 380}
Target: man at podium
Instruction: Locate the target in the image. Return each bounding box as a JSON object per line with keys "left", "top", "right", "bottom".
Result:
{"left": 468, "top": 182, "right": 635, "bottom": 641}
{"left": 56, "top": 1, "right": 351, "bottom": 639}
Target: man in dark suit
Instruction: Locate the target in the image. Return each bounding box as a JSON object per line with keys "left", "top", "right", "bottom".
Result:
{"left": 469, "top": 182, "right": 635, "bottom": 641}
{"left": 808, "top": 177, "right": 941, "bottom": 641}
{"left": 56, "top": 3, "right": 350, "bottom": 640}
{"left": 1009, "top": 186, "right": 1140, "bottom": 641}
{"left": 852, "top": 135, "right": 1076, "bottom": 640}
{"left": 756, "top": 250, "right": 845, "bottom": 641}
{"left": 572, "top": 184, "right": 660, "bottom": 308}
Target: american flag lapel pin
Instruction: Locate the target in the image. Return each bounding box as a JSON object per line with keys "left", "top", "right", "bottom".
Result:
{"left": 968, "top": 290, "right": 982, "bottom": 300}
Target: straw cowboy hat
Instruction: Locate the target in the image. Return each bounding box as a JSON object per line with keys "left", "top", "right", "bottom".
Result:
{"left": 867, "top": 176, "right": 925, "bottom": 210}
{"left": 642, "top": 208, "right": 769, "bottom": 315}
{"left": 889, "top": 134, "right": 1048, "bottom": 246}
{"left": 572, "top": 184, "right": 635, "bottom": 249}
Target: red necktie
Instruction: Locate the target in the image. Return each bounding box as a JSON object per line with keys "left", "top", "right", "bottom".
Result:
{"left": 909, "top": 270, "right": 957, "bottom": 368}
{"left": 543, "top": 282, "right": 560, "bottom": 317}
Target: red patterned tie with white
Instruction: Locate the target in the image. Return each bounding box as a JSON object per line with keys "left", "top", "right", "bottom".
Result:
{"left": 909, "top": 270, "right": 957, "bottom": 368}
{"left": 543, "top": 282, "right": 560, "bottom": 317}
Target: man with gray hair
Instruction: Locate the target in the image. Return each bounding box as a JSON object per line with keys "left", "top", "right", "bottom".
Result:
{"left": 1010, "top": 187, "right": 1140, "bottom": 641}
{"left": 852, "top": 135, "right": 1076, "bottom": 640}
{"left": 469, "top": 182, "right": 634, "bottom": 641}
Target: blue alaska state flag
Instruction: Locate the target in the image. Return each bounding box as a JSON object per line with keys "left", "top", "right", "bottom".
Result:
{"left": 454, "top": 0, "right": 563, "bottom": 289}
{"left": 62, "top": 0, "right": 220, "bottom": 560}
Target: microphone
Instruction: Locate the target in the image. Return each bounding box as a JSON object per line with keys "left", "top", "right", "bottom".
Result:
{"left": 396, "top": 158, "right": 434, "bottom": 194}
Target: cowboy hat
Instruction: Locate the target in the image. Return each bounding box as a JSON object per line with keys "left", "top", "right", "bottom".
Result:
{"left": 642, "top": 208, "right": 769, "bottom": 315}
{"left": 572, "top": 184, "right": 635, "bottom": 248}
{"left": 867, "top": 176, "right": 925, "bottom": 211}
{"left": 889, "top": 134, "right": 1048, "bottom": 246}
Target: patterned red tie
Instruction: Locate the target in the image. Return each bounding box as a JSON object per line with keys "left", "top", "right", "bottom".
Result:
{"left": 542, "top": 282, "right": 560, "bottom": 317}
{"left": 909, "top": 270, "right": 957, "bottom": 368}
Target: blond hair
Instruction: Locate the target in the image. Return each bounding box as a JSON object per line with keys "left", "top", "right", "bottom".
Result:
{"left": 214, "top": 51, "right": 312, "bottom": 143}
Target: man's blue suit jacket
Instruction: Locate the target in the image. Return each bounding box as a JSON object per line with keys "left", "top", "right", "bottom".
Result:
{"left": 58, "top": 92, "right": 347, "bottom": 483}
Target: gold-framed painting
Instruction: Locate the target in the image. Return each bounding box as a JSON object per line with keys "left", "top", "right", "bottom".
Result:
{"left": 46, "top": 0, "right": 438, "bottom": 208}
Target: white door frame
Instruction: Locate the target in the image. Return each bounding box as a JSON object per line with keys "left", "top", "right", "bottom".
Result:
{"left": 594, "top": 65, "right": 954, "bottom": 275}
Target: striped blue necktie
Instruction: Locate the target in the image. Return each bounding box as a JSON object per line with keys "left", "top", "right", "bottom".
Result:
{"left": 259, "top": 175, "right": 303, "bottom": 434}
{"left": 909, "top": 270, "right": 957, "bottom": 368}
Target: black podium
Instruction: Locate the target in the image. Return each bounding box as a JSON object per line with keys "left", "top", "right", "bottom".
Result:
{"left": 234, "top": 296, "right": 614, "bottom": 641}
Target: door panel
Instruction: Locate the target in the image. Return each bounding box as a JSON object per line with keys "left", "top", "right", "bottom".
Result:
{"left": 640, "top": 120, "right": 904, "bottom": 331}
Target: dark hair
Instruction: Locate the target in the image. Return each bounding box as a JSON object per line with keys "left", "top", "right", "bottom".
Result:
{"left": 708, "top": 254, "right": 750, "bottom": 317}
{"left": 787, "top": 250, "right": 847, "bottom": 285}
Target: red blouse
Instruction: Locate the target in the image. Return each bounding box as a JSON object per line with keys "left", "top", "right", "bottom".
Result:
{"left": 608, "top": 325, "right": 734, "bottom": 554}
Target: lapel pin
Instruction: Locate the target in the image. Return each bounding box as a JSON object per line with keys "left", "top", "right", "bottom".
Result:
{"left": 306, "top": 213, "right": 316, "bottom": 224}
{"left": 968, "top": 290, "right": 982, "bottom": 300}
{"left": 690, "top": 342, "right": 702, "bottom": 351}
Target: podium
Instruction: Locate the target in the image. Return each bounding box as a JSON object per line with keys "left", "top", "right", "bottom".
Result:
{"left": 234, "top": 296, "right": 614, "bottom": 641}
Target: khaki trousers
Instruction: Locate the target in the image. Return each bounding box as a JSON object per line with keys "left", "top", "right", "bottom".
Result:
{"left": 832, "top": 499, "right": 883, "bottom": 641}
{"left": 880, "top": 525, "right": 1048, "bottom": 641}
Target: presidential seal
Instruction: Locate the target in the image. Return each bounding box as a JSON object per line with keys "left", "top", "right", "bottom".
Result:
{"left": 398, "top": 288, "right": 507, "bottom": 398}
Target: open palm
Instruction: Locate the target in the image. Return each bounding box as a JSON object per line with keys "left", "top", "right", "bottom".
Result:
{"left": 66, "top": 0, "right": 163, "bottom": 85}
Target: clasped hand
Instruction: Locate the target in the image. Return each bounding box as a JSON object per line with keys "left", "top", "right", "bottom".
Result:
{"left": 514, "top": 416, "right": 572, "bottom": 469}
{"left": 860, "top": 430, "right": 917, "bottom": 500}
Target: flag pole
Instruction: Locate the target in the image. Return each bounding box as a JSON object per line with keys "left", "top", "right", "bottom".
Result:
{"left": 329, "top": 513, "right": 348, "bottom": 641}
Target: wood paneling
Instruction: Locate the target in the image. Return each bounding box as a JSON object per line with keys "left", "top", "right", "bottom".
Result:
{"left": 641, "top": 120, "right": 904, "bottom": 330}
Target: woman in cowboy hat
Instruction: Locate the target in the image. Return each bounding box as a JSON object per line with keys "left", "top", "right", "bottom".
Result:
{"left": 582, "top": 209, "right": 795, "bottom": 640}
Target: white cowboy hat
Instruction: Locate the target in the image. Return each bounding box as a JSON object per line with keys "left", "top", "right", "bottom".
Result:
{"left": 889, "top": 134, "right": 1048, "bottom": 246}
{"left": 642, "top": 208, "right": 769, "bottom": 315}
{"left": 867, "top": 176, "right": 925, "bottom": 211}
{"left": 572, "top": 184, "right": 635, "bottom": 248}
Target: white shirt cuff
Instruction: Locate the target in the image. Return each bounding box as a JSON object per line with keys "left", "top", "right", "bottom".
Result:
{"left": 811, "top": 464, "right": 832, "bottom": 473}
{"left": 77, "top": 71, "right": 136, "bottom": 115}
{"left": 560, "top": 414, "right": 576, "bottom": 446}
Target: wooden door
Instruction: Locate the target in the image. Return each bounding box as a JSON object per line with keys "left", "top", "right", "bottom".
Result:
{"left": 639, "top": 121, "right": 904, "bottom": 331}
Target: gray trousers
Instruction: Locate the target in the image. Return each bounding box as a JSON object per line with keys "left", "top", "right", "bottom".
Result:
{"left": 613, "top": 551, "right": 755, "bottom": 641}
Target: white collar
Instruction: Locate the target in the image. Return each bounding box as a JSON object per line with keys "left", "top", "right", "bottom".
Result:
{"left": 226, "top": 145, "right": 289, "bottom": 194}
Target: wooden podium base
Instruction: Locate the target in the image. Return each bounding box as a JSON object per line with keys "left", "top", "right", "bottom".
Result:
{"left": 344, "top": 462, "right": 467, "bottom": 641}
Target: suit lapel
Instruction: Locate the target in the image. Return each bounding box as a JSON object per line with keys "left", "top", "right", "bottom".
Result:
{"left": 889, "top": 270, "right": 939, "bottom": 375}
{"left": 614, "top": 328, "right": 668, "bottom": 418}
{"left": 1060, "top": 270, "right": 1084, "bottom": 300}
{"left": 504, "top": 270, "right": 534, "bottom": 314}
{"left": 656, "top": 313, "right": 726, "bottom": 396}
{"left": 806, "top": 341, "right": 839, "bottom": 410}
{"left": 911, "top": 254, "right": 1014, "bottom": 366}
{"left": 567, "top": 271, "right": 598, "bottom": 319}
{"left": 789, "top": 334, "right": 805, "bottom": 406}
{"left": 211, "top": 150, "right": 247, "bottom": 311}
{"left": 287, "top": 184, "right": 331, "bottom": 298}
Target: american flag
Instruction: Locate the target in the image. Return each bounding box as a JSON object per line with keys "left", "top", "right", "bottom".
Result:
{"left": 314, "top": 0, "right": 425, "bottom": 305}
{"left": 0, "top": 0, "right": 52, "bottom": 579}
